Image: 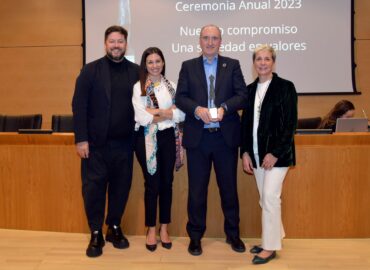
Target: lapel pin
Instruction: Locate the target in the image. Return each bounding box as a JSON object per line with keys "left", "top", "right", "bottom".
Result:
{"left": 222, "top": 63, "right": 227, "bottom": 68}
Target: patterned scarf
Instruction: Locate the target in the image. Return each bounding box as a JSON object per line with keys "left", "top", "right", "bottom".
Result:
{"left": 144, "top": 76, "right": 184, "bottom": 175}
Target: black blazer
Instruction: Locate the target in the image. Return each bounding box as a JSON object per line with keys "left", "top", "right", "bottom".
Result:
{"left": 175, "top": 55, "right": 247, "bottom": 148}
{"left": 72, "top": 56, "right": 139, "bottom": 146}
{"left": 240, "top": 73, "right": 297, "bottom": 167}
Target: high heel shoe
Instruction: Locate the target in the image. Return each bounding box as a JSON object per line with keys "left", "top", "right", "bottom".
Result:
{"left": 146, "top": 243, "right": 157, "bottom": 252}
{"left": 145, "top": 228, "right": 157, "bottom": 252}
{"left": 159, "top": 228, "right": 172, "bottom": 249}
{"left": 161, "top": 241, "right": 172, "bottom": 249}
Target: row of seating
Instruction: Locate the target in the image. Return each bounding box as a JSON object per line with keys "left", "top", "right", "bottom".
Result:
{"left": 0, "top": 114, "right": 322, "bottom": 132}
{"left": 297, "top": 117, "right": 322, "bottom": 129}
{"left": 0, "top": 114, "right": 73, "bottom": 132}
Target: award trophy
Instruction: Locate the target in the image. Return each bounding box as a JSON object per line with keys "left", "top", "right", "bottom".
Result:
{"left": 209, "top": 107, "right": 218, "bottom": 119}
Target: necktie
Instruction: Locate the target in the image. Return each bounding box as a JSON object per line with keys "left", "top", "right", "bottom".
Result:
{"left": 209, "top": 74, "right": 215, "bottom": 108}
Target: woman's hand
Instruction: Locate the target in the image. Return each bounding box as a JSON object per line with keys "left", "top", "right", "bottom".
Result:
{"left": 146, "top": 108, "right": 160, "bottom": 116}
{"left": 158, "top": 108, "right": 173, "bottom": 120}
{"left": 261, "top": 153, "right": 278, "bottom": 170}
{"left": 242, "top": 152, "right": 254, "bottom": 174}
{"left": 147, "top": 105, "right": 176, "bottom": 122}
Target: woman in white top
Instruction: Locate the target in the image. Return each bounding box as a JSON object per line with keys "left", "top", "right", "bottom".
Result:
{"left": 240, "top": 44, "right": 297, "bottom": 264}
{"left": 132, "top": 47, "right": 185, "bottom": 252}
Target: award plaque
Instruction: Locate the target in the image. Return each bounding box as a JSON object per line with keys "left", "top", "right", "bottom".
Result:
{"left": 209, "top": 107, "right": 218, "bottom": 119}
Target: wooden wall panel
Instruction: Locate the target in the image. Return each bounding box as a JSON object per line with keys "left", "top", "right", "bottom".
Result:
{"left": 1, "top": 133, "right": 370, "bottom": 238}
{"left": 0, "top": 0, "right": 82, "bottom": 128}
{"left": 0, "top": 47, "right": 82, "bottom": 128}
{"left": 285, "top": 145, "right": 370, "bottom": 237}
{"left": 0, "top": 0, "right": 82, "bottom": 46}
{"left": 355, "top": 40, "right": 370, "bottom": 113}
{"left": 355, "top": 0, "right": 370, "bottom": 39}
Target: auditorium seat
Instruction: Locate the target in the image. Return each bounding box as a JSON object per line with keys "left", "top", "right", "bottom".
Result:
{"left": 0, "top": 115, "right": 4, "bottom": 131}
{"left": 297, "top": 117, "right": 322, "bottom": 129}
{"left": 51, "top": 114, "right": 74, "bottom": 132}
{"left": 1, "top": 114, "right": 42, "bottom": 131}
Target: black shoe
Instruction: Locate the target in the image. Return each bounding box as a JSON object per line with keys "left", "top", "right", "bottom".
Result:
{"left": 252, "top": 251, "right": 277, "bottom": 264}
{"left": 250, "top": 245, "right": 263, "bottom": 254}
{"left": 188, "top": 239, "right": 202, "bottom": 256}
{"left": 145, "top": 228, "right": 157, "bottom": 252}
{"left": 146, "top": 243, "right": 157, "bottom": 252}
{"left": 161, "top": 241, "right": 172, "bottom": 249}
{"left": 159, "top": 228, "right": 172, "bottom": 249}
{"left": 106, "top": 225, "right": 129, "bottom": 249}
{"left": 226, "top": 236, "right": 246, "bottom": 253}
{"left": 86, "top": 230, "right": 105, "bottom": 258}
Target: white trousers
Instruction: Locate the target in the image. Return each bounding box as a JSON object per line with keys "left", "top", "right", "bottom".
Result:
{"left": 254, "top": 154, "right": 288, "bottom": 251}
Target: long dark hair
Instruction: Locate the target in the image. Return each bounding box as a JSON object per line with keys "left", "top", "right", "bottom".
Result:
{"left": 319, "top": 100, "right": 355, "bottom": 129}
{"left": 139, "top": 47, "right": 166, "bottom": 96}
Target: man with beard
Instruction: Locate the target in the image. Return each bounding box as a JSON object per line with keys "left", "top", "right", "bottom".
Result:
{"left": 72, "top": 25, "right": 139, "bottom": 257}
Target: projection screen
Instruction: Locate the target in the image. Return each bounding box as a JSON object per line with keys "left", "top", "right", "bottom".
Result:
{"left": 83, "top": 0, "right": 357, "bottom": 94}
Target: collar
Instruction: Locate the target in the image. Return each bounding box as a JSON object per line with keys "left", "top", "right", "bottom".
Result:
{"left": 202, "top": 55, "right": 218, "bottom": 64}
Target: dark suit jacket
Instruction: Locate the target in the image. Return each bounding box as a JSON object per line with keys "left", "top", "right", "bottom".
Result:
{"left": 72, "top": 56, "right": 139, "bottom": 146}
{"left": 240, "top": 73, "right": 297, "bottom": 167}
{"left": 175, "top": 55, "right": 247, "bottom": 148}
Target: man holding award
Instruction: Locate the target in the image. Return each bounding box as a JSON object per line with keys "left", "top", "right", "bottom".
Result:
{"left": 175, "top": 24, "right": 248, "bottom": 256}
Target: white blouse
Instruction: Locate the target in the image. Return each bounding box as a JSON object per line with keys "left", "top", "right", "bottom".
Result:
{"left": 253, "top": 79, "right": 270, "bottom": 155}
{"left": 132, "top": 78, "right": 185, "bottom": 131}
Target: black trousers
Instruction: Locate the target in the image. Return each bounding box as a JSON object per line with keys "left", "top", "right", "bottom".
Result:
{"left": 186, "top": 130, "right": 240, "bottom": 240}
{"left": 81, "top": 140, "right": 133, "bottom": 231}
{"left": 135, "top": 127, "right": 176, "bottom": 227}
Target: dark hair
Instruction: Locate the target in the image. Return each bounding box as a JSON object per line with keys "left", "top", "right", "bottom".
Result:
{"left": 104, "top": 25, "right": 128, "bottom": 41}
{"left": 139, "top": 47, "right": 166, "bottom": 96}
{"left": 319, "top": 100, "right": 355, "bottom": 129}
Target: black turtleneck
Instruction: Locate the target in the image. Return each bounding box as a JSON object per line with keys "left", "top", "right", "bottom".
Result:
{"left": 107, "top": 57, "right": 134, "bottom": 140}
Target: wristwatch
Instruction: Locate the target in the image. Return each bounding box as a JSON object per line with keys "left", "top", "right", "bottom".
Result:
{"left": 220, "top": 103, "right": 228, "bottom": 113}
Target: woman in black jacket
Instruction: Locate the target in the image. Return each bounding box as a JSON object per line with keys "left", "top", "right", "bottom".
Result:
{"left": 240, "top": 44, "right": 297, "bottom": 264}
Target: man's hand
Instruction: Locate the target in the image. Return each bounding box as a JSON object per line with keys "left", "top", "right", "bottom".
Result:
{"left": 76, "top": 141, "right": 89, "bottom": 159}
{"left": 195, "top": 106, "right": 212, "bottom": 124}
